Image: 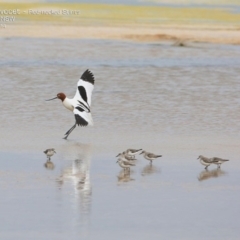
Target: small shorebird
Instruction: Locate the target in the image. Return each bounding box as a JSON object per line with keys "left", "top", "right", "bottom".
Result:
{"left": 46, "top": 69, "right": 95, "bottom": 139}
{"left": 116, "top": 152, "right": 136, "bottom": 161}
{"left": 197, "top": 155, "right": 229, "bottom": 169}
{"left": 212, "top": 157, "right": 229, "bottom": 168}
{"left": 44, "top": 148, "right": 56, "bottom": 160}
{"left": 197, "top": 155, "right": 214, "bottom": 169}
{"left": 116, "top": 157, "right": 135, "bottom": 172}
{"left": 125, "top": 149, "right": 142, "bottom": 159}
{"left": 140, "top": 151, "right": 162, "bottom": 164}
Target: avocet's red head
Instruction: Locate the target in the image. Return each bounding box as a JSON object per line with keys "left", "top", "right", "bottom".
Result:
{"left": 46, "top": 93, "right": 66, "bottom": 102}
{"left": 56, "top": 93, "right": 66, "bottom": 101}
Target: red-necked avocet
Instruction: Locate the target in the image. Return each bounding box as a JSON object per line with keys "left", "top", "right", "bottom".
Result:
{"left": 46, "top": 69, "right": 95, "bottom": 140}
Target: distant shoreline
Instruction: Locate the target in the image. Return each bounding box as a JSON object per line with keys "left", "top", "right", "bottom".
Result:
{"left": 1, "top": 24, "right": 240, "bottom": 45}
{"left": 1, "top": 2, "right": 240, "bottom": 45}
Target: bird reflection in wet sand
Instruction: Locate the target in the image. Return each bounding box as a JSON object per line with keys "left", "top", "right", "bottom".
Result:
{"left": 56, "top": 142, "right": 92, "bottom": 234}
{"left": 117, "top": 170, "right": 134, "bottom": 183}
{"left": 141, "top": 164, "right": 161, "bottom": 176}
{"left": 44, "top": 160, "right": 55, "bottom": 170}
{"left": 57, "top": 157, "right": 91, "bottom": 192}
{"left": 198, "top": 168, "right": 227, "bottom": 181}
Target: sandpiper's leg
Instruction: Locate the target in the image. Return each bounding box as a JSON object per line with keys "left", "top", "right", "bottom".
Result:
{"left": 63, "top": 122, "right": 77, "bottom": 140}
{"left": 217, "top": 164, "right": 221, "bottom": 168}
{"left": 150, "top": 160, "right": 152, "bottom": 165}
{"left": 205, "top": 165, "right": 208, "bottom": 170}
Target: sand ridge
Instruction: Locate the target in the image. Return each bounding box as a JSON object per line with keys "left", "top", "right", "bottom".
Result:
{"left": 1, "top": 24, "right": 240, "bottom": 45}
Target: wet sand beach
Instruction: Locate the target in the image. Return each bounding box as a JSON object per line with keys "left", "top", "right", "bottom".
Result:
{"left": 2, "top": 24, "right": 240, "bottom": 45}
{"left": 1, "top": 1, "right": 240, "bottom": 239}
{"left": 1, "top": 2, "right": 240, "bottom": 44}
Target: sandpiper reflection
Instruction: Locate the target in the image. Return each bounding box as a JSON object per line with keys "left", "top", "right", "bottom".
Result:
{"left": 141, "top": 164, "right": 161, "bottom": 176}
{"left": 198, "top": 168, "right": 227, "bottom": 181}
{"left": 117, "top": 169, "right": 134, "bottom": 183}
{"left": 44, "top": 160, "right": 55, "bottom": 170}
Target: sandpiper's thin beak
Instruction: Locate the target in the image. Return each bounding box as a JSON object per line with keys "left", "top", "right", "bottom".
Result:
{"left": 116, "top": 160, "right": 119, "bottom": 163}
{"left": 140, "top": 151, "right": 143, "bottom": 154}
{"left": 116, "top": 153, "right": 120, "bottom": 157}
{"left": 46, "top": 97, "right": 58, "bottom": 101}
{"left": 197, "top": 157, "right": 199, "bottom": 160}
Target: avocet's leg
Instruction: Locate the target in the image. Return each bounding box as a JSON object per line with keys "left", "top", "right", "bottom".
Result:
{"left": 63, "top": 123, "right": 77, "bottom": 140}
{"left": 65, "top": 122, "right": 77, "bottom": 135}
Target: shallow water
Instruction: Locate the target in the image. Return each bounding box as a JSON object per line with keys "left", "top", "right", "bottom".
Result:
{"left": 0, "top": 148, "right": 240, "bottom": 240}
{"left": 1, "top": 38, "right": 240, "bottom": 151}
{"left": 0, "top": 37, "right": 240, "bottom": 239}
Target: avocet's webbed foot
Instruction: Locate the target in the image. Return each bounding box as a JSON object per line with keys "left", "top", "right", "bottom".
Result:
{"left": 63, "top": 122, "right": 77, "bottom": 140}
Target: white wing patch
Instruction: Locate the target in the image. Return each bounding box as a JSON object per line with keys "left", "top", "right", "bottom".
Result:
{"left": 73, "top": 69, "right": 95, "bottom": 107}
{"left": 73, "top": 108, "right": 93, "bottom": 126}
{"left": 72, "top": 70, "right": 95, "bottom": 126}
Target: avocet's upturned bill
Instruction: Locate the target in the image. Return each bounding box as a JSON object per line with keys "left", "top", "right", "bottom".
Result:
{"left": 46, "top": 69, "right": 95, "bottom": 140}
